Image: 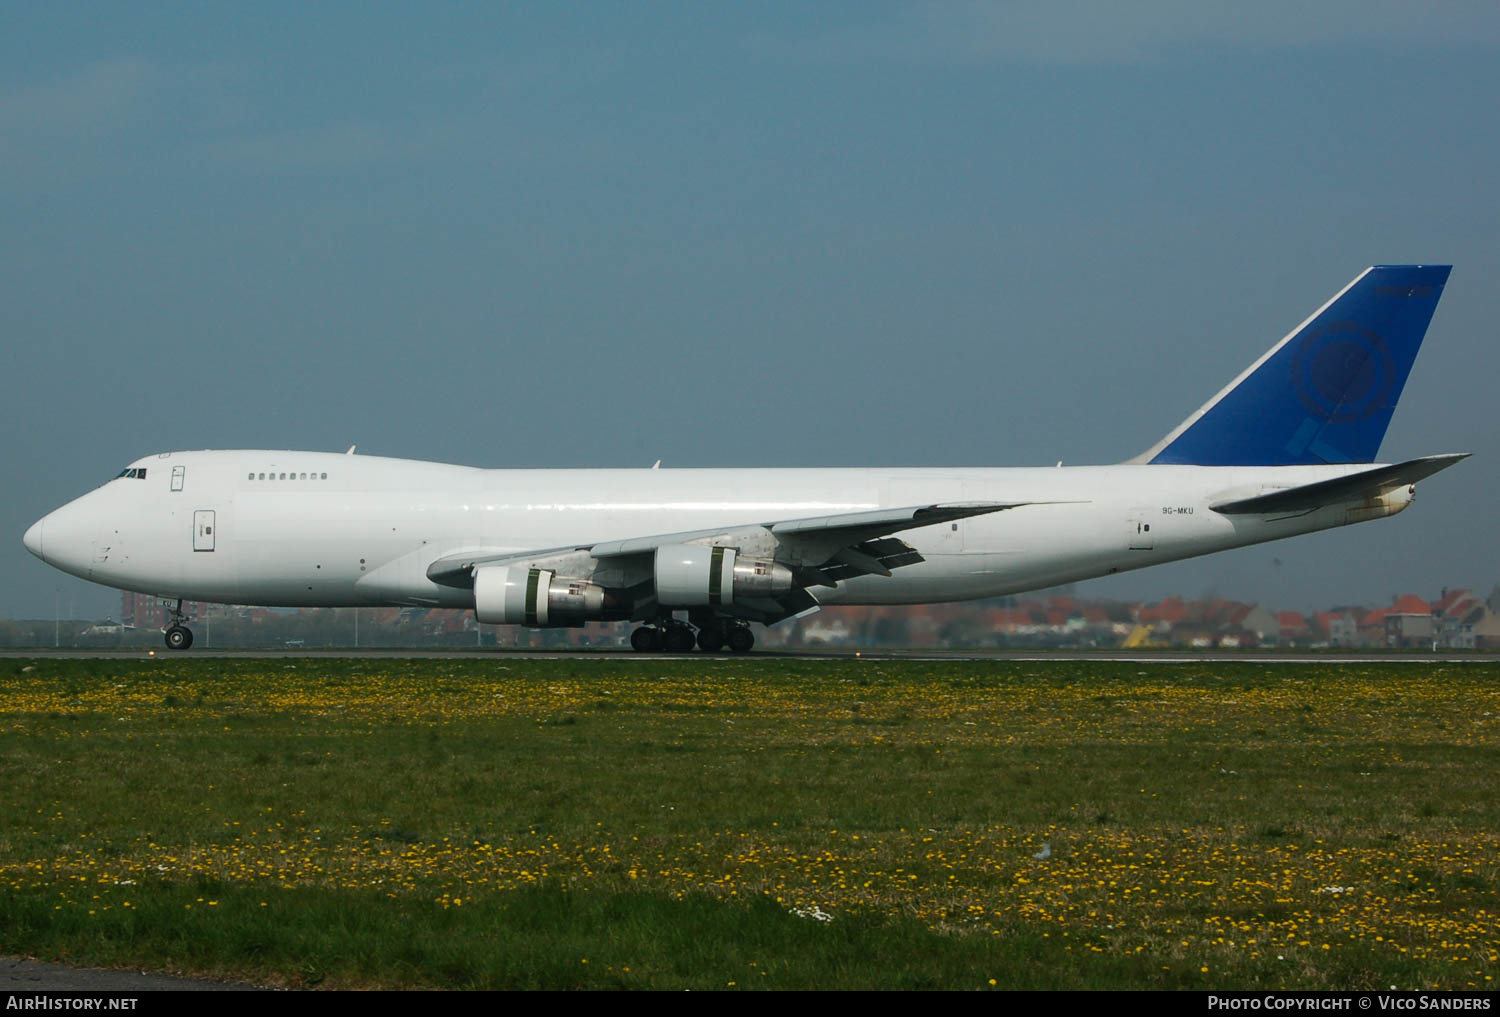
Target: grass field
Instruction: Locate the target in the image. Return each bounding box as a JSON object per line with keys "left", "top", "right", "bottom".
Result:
{"left": 1, "top": 656, "right": 1497, "bottom": 990}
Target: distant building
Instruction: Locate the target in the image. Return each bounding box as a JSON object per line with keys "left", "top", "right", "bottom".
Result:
{"left": 1277, "top": 611, "right": 1311, "bottom": 645}
{"left": 1431, "top": 588, "right": 1493, "bottom": 650}
{"left": 1382, "top": 594, "right": 1434, "bottom": 649}
{"left": 1315, "top": 610, "right": 1360, "bottom": 647}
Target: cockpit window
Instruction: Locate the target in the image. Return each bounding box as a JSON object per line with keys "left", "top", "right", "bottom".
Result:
{"left": 115, "top": 468, "right": 147, "bottom": 480}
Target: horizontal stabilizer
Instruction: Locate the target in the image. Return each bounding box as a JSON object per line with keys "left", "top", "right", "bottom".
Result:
{"left": 1210, "top": 453, "right": 1469, "bottom": 515}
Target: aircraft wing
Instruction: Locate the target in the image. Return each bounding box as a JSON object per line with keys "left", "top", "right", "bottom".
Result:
{"left": 588, "top": 501, "right": 1024, "bottom": 558}
{"left": 1210, "top": 453, "right": 1469, "bottom": 515}
{"left": 426, "top": 501, "right": 1030, "bottom": 593}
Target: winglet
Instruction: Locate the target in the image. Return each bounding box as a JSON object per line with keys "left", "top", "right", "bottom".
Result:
{"left": 1133, "top": 265, "right": 1451, "bottom": 466}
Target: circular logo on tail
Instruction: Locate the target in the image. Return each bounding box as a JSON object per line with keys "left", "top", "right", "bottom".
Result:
{"left": 1290, "top": 322, "right": 1395, "bottom": 422}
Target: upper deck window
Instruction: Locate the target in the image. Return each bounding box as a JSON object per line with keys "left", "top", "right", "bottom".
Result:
{"left": 246, "top": 469, "right": 329, "bottom": 481}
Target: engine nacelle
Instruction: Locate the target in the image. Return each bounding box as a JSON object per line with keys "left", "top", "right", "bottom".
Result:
{"left": 654, "top": 544, "right": 794, "bottom": 606}
{"left": 473, "top": 566, "right": 609, "bottom": 627}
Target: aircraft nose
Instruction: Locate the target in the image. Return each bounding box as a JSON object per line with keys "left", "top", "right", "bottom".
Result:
{"left": 23, "top": 517, "right": 44, "bottom": 561}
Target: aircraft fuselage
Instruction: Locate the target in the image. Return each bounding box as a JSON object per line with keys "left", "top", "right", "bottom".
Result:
{"left": 24, "top": 449, "right": 1408, "bottom": 612}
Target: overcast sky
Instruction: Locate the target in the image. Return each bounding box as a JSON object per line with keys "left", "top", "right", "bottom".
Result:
{"left": 4, "top": 2, "right": 1497, "bottom": 620}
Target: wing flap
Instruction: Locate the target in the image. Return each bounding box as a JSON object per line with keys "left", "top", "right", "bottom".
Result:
{"left": 819, "top": 537, "right": 926, "bottom": 582}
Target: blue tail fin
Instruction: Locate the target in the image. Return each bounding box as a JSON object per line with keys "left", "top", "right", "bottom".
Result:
{"left": 1136, "top": 265, "right": 1450, "bottom": 466}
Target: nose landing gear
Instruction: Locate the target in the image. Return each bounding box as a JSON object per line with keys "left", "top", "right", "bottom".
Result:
{"left": 162, "top": 599, "right": 195, "bottom": 650}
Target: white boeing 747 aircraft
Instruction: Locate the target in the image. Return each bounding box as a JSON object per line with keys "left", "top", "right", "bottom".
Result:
{"left": 25, "top": 265, "right": 1466, "bottom": 652}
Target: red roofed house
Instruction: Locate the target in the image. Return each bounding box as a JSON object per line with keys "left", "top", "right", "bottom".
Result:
{"left": 1383, "top": 594, "right": 1433, "bottom": 649}
{"left": 1431, "top": 588, "right": 1491, "bottom": 650}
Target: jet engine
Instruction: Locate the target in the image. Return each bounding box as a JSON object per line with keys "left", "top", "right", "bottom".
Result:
{"left": 654, "top": 544, "right": 794, "bottom": 606}
{"left": 473, "top": 565, "right": 617, "bottom": 627}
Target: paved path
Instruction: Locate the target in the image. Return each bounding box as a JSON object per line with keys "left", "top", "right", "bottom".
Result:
{"left": 3, "top": 955, "right": 269, "bottom": 992}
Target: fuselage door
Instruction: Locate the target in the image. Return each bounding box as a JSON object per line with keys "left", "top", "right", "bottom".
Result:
{"left": 1127, "top": 507, "right": 1154, "bottom": 550}
{"left": 171, "top": 466, "right": 185, "bottom": 492}
{"left": 194, "top": 510, "right": 216, "bottom": 552}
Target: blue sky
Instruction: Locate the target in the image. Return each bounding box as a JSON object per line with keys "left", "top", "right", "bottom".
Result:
{"left": 4, "top": 2, "right": 1497, "bottom": 620}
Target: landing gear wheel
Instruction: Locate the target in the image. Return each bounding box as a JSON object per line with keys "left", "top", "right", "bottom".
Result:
{"left": 630, "top": 626, "right": 663, "bottom": 652}
{"left": 726, "top": 625, "right": 755, "bottom": 654}
{"left": 663, "top": 625, "right": 696, "bottom": 653}
{"left": 162, "top": 599, "right": 194, "bottom": 650}
{"left": 696, "top": 625, "right": 725, "bottom": 653}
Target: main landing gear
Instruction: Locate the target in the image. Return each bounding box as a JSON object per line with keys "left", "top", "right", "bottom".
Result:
{"left": 163, "top": 599, "right": 194, "bottom": 650}
{"left": 629, "top": 618, "right": 755, "bottom": 654}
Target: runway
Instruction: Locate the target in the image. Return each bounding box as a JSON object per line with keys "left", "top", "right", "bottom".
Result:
{"left": 3, "top": 647, "right": 1495, "bottom": 664}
